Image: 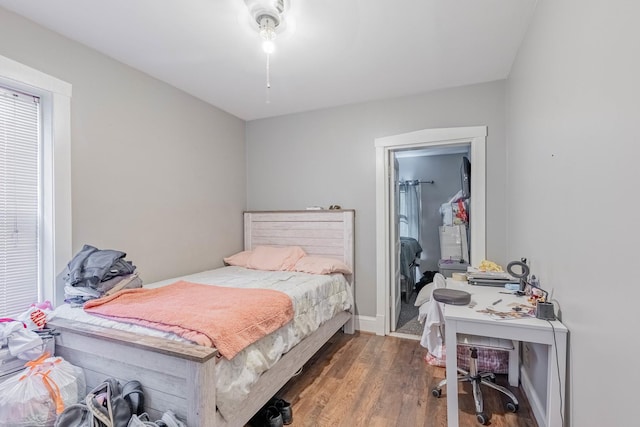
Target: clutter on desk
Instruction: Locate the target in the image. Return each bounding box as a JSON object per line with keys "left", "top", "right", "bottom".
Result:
{"left": 451, "top": 272, "right": 467, "bottom": 281}
{"left": 535, "top": 301, "right": 556, "bottom": 320}
{"left": 466, "top": 261, "right": 518, "bottom": 287}
{"left": 524, "top": 282, "right": 548, "bottom": 303}
{"left": 477, "top": 259, "right": 504, "bottom": 272}
{"left": 471, "top": 256, "right": 558, "bottom": 321}
{"left": 477, "top": 303, "right": 536, "bottom": 320}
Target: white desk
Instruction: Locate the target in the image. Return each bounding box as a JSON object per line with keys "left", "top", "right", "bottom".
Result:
{"left": 443, "top": 280, "right": 568, "bottom": 427}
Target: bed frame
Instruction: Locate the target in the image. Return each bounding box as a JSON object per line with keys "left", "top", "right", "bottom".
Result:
{"left": 50, "top": 210, "right": 355, "bottom": 427}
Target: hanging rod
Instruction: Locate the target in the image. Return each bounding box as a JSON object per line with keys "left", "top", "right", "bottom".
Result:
{"left": 399, "top": 180, "right": 435, "bottom": 185}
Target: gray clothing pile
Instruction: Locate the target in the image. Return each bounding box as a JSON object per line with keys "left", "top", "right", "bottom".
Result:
{"left": 60, "top": 244, "right": 142, "bottom": 305}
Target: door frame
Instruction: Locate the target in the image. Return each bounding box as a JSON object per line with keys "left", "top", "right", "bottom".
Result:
{"left": 390, "top": 156, "right": 401, "bottom": 331}
{"left": 375, "top": 126, "right": 487, "bottom": 335}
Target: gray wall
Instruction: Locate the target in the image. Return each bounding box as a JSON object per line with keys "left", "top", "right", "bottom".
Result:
{"left": 246, "top": 81, "right": 507, "bottom": 317}
{"left": 0, "top": 8, "right": 247, "bottom": 284}
{"left": 397, "top": 153, "right": 468, "bottom": 272}
{"left": 506, "top": 1, "right": 640, "bottom": 425}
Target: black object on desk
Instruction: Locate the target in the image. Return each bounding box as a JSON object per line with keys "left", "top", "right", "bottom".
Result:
{"left": 535, "top": 302, "right": 556, "bottom": 320}
{"left": 432, "top": 288, "right": 471, "bottom": 305}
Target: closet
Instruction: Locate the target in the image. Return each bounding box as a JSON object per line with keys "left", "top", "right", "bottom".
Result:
{"left": 393, "top": 147, "right": 471, "bottom": 335}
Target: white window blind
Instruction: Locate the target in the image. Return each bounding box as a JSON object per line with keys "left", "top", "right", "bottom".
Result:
{"left": 0, "top": 86, "right": 41, "bottom": 318}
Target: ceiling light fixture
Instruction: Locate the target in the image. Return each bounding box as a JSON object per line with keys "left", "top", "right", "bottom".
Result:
{"left": 244, "top": 0, "right": 289, "bottom": 102}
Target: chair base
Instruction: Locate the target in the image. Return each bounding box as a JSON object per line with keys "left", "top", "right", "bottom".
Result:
{"left": 431, "top": 364, "right": 519, "bottom": 425}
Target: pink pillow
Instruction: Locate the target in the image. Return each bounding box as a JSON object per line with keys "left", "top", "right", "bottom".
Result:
{"left": 294, "top": 256, "right": 353, "bottom": 275}
{"left": 245, "top": 246, "right": 306, "bottom": 271}
{"left": 223, "top": 250, "right": 252, "bottom": 267}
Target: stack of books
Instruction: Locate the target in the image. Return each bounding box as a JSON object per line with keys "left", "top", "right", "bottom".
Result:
{"left": 466, "top": 267, "right": 519, "bottom": 287}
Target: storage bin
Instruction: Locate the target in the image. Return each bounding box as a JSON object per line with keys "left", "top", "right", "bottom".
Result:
{"left": 438, "top": 259, "right": 469, "bottom": 278}
{"left": 0, "top": 337, "right": 55, "bottom": 383}
{"left": 439, "top": 224, "right": 468, "bottom": 262}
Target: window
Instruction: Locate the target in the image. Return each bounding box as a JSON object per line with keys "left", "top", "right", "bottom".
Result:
{"left": 0, "top": 86, "right": 41, "bottom": 317}
{"left": 398, "top": 182, "right": 421, "bottom": 240}
{"left": 0, "top": 54, "right": 72, "bottom": 318}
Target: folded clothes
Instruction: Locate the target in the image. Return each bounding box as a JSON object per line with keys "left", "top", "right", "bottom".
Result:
{"left": 101, "top": 273, "right": 143, "bottom": 295}
{"left": 64, "top": 273, "right": 143, "bottom": 305}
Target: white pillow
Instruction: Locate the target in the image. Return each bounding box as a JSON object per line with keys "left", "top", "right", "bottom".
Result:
{"left": 414, "top": 282, "right": 435, "bottom": 307}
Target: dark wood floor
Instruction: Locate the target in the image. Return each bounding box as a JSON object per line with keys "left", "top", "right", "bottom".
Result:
{"left": 271, "top": 331, "right": 538, "bottom": 427}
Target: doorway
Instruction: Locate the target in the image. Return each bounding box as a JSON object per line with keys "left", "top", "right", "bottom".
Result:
{"left": 374, "top": 126, "right": 487, "bottom": 337}
{"left": 394, "top": 147, "right": 471, "bottom": 335}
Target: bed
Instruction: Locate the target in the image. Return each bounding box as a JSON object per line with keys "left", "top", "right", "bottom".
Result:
{"left": 49, "top": 210, "right": 355, "bottom": 427}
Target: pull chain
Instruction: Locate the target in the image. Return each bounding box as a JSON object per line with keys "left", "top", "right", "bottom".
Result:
{"left": 265, "top": 53, "right": 271, "bottom": 104}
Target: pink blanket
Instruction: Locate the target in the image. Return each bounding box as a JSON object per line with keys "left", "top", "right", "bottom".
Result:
{"left": 83, "top": 281, "right": 294, "bottom": 359}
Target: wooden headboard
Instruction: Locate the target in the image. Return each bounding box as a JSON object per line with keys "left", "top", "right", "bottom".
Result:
{"left": 243, "top": 210, "right": 355, "bottom": 276}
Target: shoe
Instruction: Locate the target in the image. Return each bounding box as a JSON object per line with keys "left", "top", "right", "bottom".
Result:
{"left": 269, "top": 398, "right": 292, "bottom": 425}
{"left": 160, "top": 410, "right": 186, "bottom": 427}
{"left": 122, "top": 380, "right": 145, "bottom": 416}
{"left": 263, "top": 406, "right": 284, "bottom": 427}
{"left": 127, "top": 413, "right": 158, "bottom": 427}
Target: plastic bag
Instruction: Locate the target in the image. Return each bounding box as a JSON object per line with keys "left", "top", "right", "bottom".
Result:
{"left": 0, "top": 353, "right": 86, "bottom": 427}
{"left": 0, "top": 320, "right": 45, "bottom": 361}
{"left": 16, "top": 301, "right": 55, "bottom": 331}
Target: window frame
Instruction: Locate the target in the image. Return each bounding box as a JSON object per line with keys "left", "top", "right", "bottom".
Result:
{"left": 0, "top": 54, "right": 72, "bottom": 309}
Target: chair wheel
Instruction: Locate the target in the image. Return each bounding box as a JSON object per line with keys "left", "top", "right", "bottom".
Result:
{"left": 506, "top": 402, "right": 519, "bottom": 413}
{"left": 476, "top": 412, "right": 489, "bottom": 425}
{"left": 431, "top": 388, "right": 442, "bottom": 398}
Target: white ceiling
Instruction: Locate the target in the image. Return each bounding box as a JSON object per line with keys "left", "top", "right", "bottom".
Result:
{"left": 0, "top": 0, "right": 537, "bottom": 121}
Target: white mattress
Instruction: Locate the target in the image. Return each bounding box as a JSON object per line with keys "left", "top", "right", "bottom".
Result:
{"left": 54, "top": 266, "right": 353, "bottom": 420}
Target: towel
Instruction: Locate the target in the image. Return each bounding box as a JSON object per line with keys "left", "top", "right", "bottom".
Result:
{"left": 84, "top": 281, "right": 294, "bottom": 359}
{"left": 419, "top": 297, "right": 445, "bottom": 358}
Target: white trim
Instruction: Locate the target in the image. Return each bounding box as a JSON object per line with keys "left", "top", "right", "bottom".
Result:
{"left": 375, "top": 126, "right": 487, "bottom": 335}
{"left": 353, "top": 315, "right": 385, "bottom": 335}
{"left": 521, "top": 366, "right": 547, "bottom": 427}
{"left": 389, "top": 331, "right": 420, "bottom": 341}
{"left": 375, "top": 126, "right": 487, "bottom": 147}
{"left": 0, "top": 54, "right": 72, "bottom": 308}
{"left": 0, "top": 55, "right": 71, "bottom": 97}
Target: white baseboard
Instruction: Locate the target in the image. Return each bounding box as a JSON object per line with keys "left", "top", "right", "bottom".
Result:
{"left": 520, "top": 366, "right": 546, "bottom": 427}
{"left": 389, "top": 331, "right": 420, "bottom": 341}
{"left": 354, "top": 315, "right": 385, "bottom": 335}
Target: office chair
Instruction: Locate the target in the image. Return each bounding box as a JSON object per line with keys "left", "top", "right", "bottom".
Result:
{"left": 429, "top": 286, "right": 519, "bottom": 425}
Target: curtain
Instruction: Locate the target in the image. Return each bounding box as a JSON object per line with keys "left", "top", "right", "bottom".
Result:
{"left": 399, "top": 181, "right": 421, "bottom": 240}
